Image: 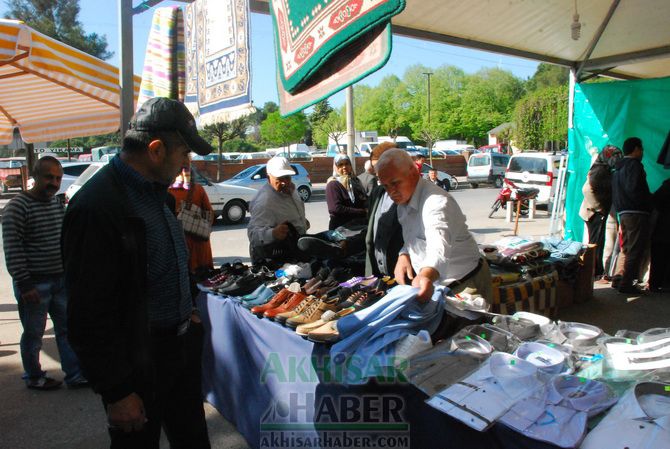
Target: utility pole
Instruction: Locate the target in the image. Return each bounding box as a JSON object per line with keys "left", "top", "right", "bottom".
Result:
{"left": 423, "top": 72, "right": 433, "bottom": 165}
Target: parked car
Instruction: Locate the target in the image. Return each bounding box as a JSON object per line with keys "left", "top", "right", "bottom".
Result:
{"left": 504, "top": 152, "right": 563, "bottom": 208}
{"left": 65, "top": 163, "right": 258, "bottom": 224}
{"left": 326, "top": 144, "right": 363, "bottom": 157}
{"left": 273, "top": 151, "right": 313, "bottom": 161}
{"left": 467, "top": 152, "right": 510, "bottom": 188}
{"left": 477, "top": 143, "right": 512, "bottom": 155}
{"left": 236, "top": 152, "right": 271, "bottom": 160}
{"left": 222, "top": 163, "right": 313, "bottom": 202}
{"left": 27, "top": 161, "right": 91, "bottom": 201}
{"left": 0, "top": 157, "right": 26, "bottom": 192}
{"left": 419, "top": 163, "right": 459, "bottom": 190}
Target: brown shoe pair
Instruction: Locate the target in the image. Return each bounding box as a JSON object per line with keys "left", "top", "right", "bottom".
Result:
{"left": 300, "top": 307, "right": 357, "bottom": 342}
{"left": 286, "top": 297, "right": 338, "bottom": 329}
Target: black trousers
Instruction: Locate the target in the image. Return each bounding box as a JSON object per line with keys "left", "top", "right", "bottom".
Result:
{"left": 585, "top": 212, "right": 607, "bottom": 276}
{"left": 106, "top": 322, "right": 210, "bottom": 449}
{"left": 618, "top": 214, "right": 651, "bottom": 289}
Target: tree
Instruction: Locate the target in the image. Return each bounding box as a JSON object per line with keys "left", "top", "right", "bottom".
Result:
{"left": 202, "top": 116, "right": 248, "bottom": 181}
{"left": 260, "top": 111, "right": 307, "bottom": 150}
{"left": 309, "top": 100, "right": 333, "bottom": 127}
{"left": 526, "top": 63, "right": 569, "bottom": 92}
{"left": 513, "top": 85, "right": 568, "bottom": 150}
{"left": 5, "top": 0, "right": 112, "bottom": 60}
{"left": 312, "top": 110, "right": 345, "bottom": 149}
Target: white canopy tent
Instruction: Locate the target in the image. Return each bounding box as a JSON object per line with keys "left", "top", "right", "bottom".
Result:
{"left": 251, "top": 0, "right": 670, "bottom": 81}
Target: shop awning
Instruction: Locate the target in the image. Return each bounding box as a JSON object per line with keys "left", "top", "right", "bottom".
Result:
{"left": 0, "top": 19, "right": 141, "bottom": 145}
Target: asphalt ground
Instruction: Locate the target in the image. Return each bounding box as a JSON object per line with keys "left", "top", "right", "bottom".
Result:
{"left": 0, "top": 183, "right": 667, "bottom": 448}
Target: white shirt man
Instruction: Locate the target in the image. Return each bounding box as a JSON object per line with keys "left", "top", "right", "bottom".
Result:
{"left": 375, "top": 149, "right": 491, "bottom": 302}
{"left": 247, "top": 157, "right": 307, "bottom": 263}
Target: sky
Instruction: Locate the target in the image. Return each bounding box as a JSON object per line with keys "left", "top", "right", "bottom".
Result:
{"left": 1, "top": 1, "right": 540, "bottom": 108}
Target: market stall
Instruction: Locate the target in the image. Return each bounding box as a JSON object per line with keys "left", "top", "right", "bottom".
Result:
{"left": 198, "top": 259, "right": 669, "bottom": 449}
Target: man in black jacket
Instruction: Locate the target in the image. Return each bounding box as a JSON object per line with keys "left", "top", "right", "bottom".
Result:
{"left": 62, "top": 98, "right": 213, "bottom": 448}
{"left": 611, "top": 136, "right": 652, "bottom": 294}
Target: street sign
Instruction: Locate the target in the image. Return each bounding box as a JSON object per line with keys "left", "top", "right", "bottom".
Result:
{"left": 35, "top": 147, "right": 85, "bottom": 153}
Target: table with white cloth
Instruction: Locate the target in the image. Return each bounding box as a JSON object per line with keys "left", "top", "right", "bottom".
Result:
{"left": 198, "top": 291, "right": 567, "bottom": 449}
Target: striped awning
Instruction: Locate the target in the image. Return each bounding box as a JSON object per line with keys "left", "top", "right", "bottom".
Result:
{"left": 0, "top": 19, "right": 141, "bottom": 144}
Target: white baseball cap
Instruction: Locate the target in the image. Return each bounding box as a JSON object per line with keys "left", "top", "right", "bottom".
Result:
{"left": 267, "top": 157, "right": 295, "bottom": 177}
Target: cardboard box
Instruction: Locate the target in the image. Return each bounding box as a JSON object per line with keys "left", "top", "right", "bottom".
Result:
{"left": 490, "top": 271, "right": 559, "bottom": 318}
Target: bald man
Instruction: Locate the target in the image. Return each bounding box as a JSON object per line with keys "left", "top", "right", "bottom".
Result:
{"left": 376, "top": 149, "right": 492, "bottom": 303}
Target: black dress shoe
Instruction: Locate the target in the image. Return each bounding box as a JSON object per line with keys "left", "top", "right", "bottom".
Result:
{"left": 298, "top": 237, "right": 344, "bottom": 259}
{"left": 219, "top": 273, "right": 264, "bottom": 296}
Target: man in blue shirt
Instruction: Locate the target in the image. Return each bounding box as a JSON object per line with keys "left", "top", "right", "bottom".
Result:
{"left": 63, "top": 98, "right": 213, "bottom": 448}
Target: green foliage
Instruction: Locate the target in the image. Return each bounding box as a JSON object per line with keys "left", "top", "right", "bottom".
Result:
{"left": 260, "top": 111, "right": 307, "bottom": 146}
{"left": 526, "top": 63, "right": 569, "bottom": 92}
{"left": 201, "top": 116, "right": 249, "bottom": 181}
{"left": 352, "top": 65, "right": 523, "bottom": 145}
{"left": 5, "top": 0, "right": 112, "bottom": 59}
{"left": 309, "top": 100, "right": 333, "bottom": 127}
{"left": 312, "top": 110, "right": 345, "bottom": 148}
{"left": 513, "top": 85, "right": 568, "bottom": 150}
{"left": 49, "top": 132, "right": 120, "bottom": 149}
{"left": 222, "top": 138, "right": 262, "bottom": 153}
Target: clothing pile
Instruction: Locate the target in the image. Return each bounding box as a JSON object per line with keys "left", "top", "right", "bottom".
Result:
{"left": 401, "top": 310, "right": 670, "bottom": 448}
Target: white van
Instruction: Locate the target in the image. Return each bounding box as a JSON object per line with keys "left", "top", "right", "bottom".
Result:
{"left": 378, "top": 135, "right": 416, "bottom": 150}
{"left": 467, "top": 152, "right": 510, "bottom": 188}
{"left": 504, "top": 152, "right": 563, "bottom": 206}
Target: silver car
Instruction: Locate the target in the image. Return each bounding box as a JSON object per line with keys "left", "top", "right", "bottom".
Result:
{"left": 222, "top": 163, "right": 313, "bottom": 202}
{"left": 65, "top": 163, "right": 257, "bottom": 225}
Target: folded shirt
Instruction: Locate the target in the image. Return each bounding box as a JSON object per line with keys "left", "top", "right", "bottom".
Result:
{"left": 581, "top": 381, "right": 670, "bottom": 449}
{"left": 426, "top": 352, "right": 545, "bottom": 431}
{"left": 500, "top": 375, "right": 617, "bottom": 448}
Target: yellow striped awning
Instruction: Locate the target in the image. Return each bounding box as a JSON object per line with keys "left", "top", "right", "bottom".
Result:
{"left": 0, "top": 19, "right": 141, "bottom": 144}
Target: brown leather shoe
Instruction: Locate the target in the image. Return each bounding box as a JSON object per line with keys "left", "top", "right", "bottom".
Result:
{"left": 274, "top": 295, "right": 316, "bottom": 324}
{"left": 296, "top": 307, "right": 356, "bottom": 337}
{"left": 250, "top": 288, "right": 292, "bottom": 316}
{"left": 264, "top": 292, "right": 307, "bottom": 320}
{"left": 286, "top": 297, "right": 338, "bottom": 329}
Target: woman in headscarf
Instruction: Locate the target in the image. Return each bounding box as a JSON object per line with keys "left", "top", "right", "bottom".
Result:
{"left": 579, "top": 145, "right": 623, "bottom": 277}
{"left": 325, "top": 154, "right": 368, "bottom": 230}
{"left": 168, "top": 167, "right": 215, "bottom": 276}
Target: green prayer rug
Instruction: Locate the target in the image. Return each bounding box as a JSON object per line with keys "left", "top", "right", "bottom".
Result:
{"left": 269, "top": 0, "right": 405, "bottom": 94}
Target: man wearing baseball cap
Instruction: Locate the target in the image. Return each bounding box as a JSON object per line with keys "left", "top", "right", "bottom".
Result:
{"left": 63, "top": 98, "right": 212, "bottom": 447}
{"left": 247, "top": 156, "right": 309, "bottom": 265}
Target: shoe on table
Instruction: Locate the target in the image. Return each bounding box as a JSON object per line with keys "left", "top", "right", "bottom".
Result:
{"left": 250, "top": 288, "right": 292, "bottom": 316}
{"left": 286, "top": 297, "right": 338, "bottom": 329}
{"left": 307, "top": 320, "right": 341, "bottom": 343}
{"left": 264, "top": 292, "right": 307, "bottom": 320}
{"left": 274, "top": 295, "right": 316, "bottom": 324}
{"left": 295, "top": 307, "right": 356, "bottom": 336}
{"left": 27, "top": 376, "right": 62, "bottom": 391}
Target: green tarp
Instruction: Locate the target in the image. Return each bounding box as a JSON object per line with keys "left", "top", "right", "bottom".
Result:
{"left": 565, "top": 77, "right": 670, "bottom": 242}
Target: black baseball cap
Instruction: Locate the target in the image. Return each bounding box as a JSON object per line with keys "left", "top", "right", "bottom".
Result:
{"left": 128, "top": 97, "right": 214, "bottom": 155}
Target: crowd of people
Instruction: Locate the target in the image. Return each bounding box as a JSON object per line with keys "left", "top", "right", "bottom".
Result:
{"left": 3, "top": 95, "right": 668, "bottom": 448}
{"left": 580, "top": 137, "right": 670, "bottom": 294}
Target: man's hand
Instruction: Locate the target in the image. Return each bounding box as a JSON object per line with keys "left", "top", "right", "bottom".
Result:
{"left": 412, "top": 275, "right": 434, "bottom": 303}
{"left": 107, "top": 393, "right": 146, "bottom": 433}
{"left": 272, "top": 223, "right": 290, "bottom": 240}
{"left": 394, "top": 254, "right": 415, "bottom": 285}
{"left": 21, "top": 288, "right": 41, "bottom": 305}
{"left": 412, "top": 267, "right": 439, "bottom": 303}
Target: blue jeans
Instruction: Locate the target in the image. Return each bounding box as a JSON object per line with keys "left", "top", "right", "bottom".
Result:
{"left": 14, "top": 275, "right": 84, "bottom": 384}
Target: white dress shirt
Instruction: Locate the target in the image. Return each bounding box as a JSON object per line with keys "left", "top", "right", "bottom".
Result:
{"left": 515, "top": 342, "right": 569, "bottom": 375}
{"left": 426, "top": 352, "right": 544, "bottom": 431}
{"left": 500, "top": 375, "right": 617, "bottom": 448}
{"left": 247, "top": 183, "right": 307, "bottom": 248}
{"left": 581, "top": 382, "right": 670, "bottom": 449}
{"left": 397, "top": 178, "right": 480, "bottom": 283}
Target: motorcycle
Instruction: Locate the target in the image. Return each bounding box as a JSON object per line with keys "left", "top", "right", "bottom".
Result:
{"left": 488, "top": 178, "right": 539, "bottom": 218}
